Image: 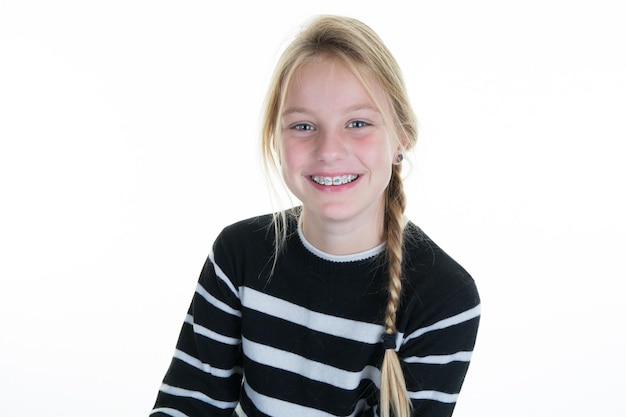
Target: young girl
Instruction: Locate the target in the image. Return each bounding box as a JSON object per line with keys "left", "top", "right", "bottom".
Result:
{"left": 150, "top": 15, "right": 480, "bottom": 417}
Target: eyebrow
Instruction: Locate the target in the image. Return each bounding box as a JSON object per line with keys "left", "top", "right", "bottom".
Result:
{"left": 281, "top": 107, "right": 309, "bottom": 116}
{"left": 281, "top": 104, "right": 381, "bottom": 117}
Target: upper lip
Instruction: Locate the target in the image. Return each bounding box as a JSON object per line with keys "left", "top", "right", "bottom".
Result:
{"left": 308, "top": 172, "right": 359, "bottom": 177}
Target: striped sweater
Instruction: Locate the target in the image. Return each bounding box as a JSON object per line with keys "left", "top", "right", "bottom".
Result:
{"left": 151, "top": 212, "right": 480, "bottom": 417}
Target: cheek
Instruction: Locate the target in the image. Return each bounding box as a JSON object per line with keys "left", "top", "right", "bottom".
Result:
{"left": 279, "top": 142, "right": 290, "bottom": 168}
{"left": 364, "top": 142, "right": 395, "bottom": 168}
{"left": 279, "top": 142, "right": 301, "bottom": 179}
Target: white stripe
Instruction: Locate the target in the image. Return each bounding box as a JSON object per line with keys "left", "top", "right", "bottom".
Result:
{"left": 150, "top": 407, "right": 190, "bottom": 417}
{"left": 409, "top": 390, "right": 459, "bottom": 404}
{"left": 195, "top": 282, "right": 241, "bottom": 317}
{"left": 243, "top": 336, "right": 380, "bottom": 389}
{"left": 208, "top": 249, "right": 238, "bottom": 297}
{"left": 173, "top": 349, "right": 242, "bottom": 377}
{"left": 404, "top": 350, "right": 473, "bottom": 365}
{"left": 244, "top": 380, "right": 369, "bottom": 417}
{"left": 234, "top": 403, "right": 247, "bottom": 417}
{"left": 241, "top": 287, "right": 384, "bottom": 344}
{"left": 185, "top": 314, "right": 241, "bottom": 345}
{"left": 403, "top": 304, "right": 481, "bottom": 344}
{"left": 159, "top": 383, "right": 238, "bottom": 409}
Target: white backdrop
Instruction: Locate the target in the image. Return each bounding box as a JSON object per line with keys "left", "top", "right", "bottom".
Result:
{"left": 1, "top": 1, "right": 624, "bottom": 416}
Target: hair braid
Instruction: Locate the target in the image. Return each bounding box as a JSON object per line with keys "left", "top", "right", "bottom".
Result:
{"left": 380, "top": 165, "right": 411, "bottom": 417}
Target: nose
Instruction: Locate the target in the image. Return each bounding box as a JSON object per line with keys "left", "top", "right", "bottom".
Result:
{"left": 316, "top": 128, "right": 348, "bottom": 162}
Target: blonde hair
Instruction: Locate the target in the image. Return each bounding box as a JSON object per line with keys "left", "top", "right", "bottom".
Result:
{"left": 260, "top": 15, "right": 418, "bottom": 417}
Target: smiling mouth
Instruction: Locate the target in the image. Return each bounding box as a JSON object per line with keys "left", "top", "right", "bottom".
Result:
{"left": 311, "top": 175, "right": 359, "bottom": 186}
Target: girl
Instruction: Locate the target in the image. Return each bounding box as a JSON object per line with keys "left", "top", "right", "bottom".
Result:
{"left": 151, "top": 15, "right": 480, "bottom": 417}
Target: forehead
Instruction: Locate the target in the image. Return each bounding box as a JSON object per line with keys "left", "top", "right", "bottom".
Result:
{"left": 284, "top": 56, "right": 391, "bottom": 111}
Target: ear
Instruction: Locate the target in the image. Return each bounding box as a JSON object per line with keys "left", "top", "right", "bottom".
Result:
{"left": 397, "top": 131, "right": 410, "bottom": 150}
{"left": 392, "top": 134, "right": 408, "bottom": 163}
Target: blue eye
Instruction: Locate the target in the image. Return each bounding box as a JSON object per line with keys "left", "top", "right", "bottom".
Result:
{"left": 348, "top": 120, "right": 369, "bottom": 128}
{"left": 292, "top": 123, "right": 315, "bottom": 131}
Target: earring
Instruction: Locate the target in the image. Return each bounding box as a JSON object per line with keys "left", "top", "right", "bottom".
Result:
{"left": 395, "top": 154, "right": 404, "bottom": 164}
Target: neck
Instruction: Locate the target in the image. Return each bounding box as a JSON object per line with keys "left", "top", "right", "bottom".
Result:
{"left": 299, "top": 207, "right": 386, "bottom": 256}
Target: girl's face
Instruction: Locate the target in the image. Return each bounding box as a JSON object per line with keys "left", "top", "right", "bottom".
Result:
{"left": 280, "top": 57, "right": 400, "bottom": 228}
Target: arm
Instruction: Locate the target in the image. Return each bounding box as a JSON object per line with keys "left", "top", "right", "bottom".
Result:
{"left": 150, "top": 246, "right": 243, "bottom": 417}
{"left": 399, "top": 283, "right": 481, "bottom": 417}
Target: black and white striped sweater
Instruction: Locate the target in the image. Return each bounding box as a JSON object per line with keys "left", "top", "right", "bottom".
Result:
{"left": 151, "top": 212, "right": 480, "bottom": 417}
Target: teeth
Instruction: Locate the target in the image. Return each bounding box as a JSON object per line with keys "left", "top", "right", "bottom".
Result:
{"left": 312, "top": 175, "right": 358, "bottom": 186}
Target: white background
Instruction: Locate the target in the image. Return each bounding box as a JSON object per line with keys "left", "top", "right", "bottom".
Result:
{"left": 1, "top": 1, "right": 624, "bottom": 416}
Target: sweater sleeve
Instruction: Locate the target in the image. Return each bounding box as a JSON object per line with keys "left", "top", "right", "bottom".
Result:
{"left": 397, "top": 239, "right": 480, "bottom": 417}
{"left": 150, "top": 238, "right": 244, "bottom": 417}
{"left": 397, "top": 273, "right": 481, "bottom": 416}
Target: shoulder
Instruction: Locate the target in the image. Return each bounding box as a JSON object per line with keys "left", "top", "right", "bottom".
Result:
{"left": 395, "top": 222, "right": 480, "bottom": 342}
{"left": 214, "top": 213, "right": 276, "bottom": 255}
{"left": 402, "top": 221, "right": 480, "bottom": 314}
{"left": 218, "top": 213, "right": 275, "bottom": 241}
{"left": 209, "top": 213, "right": 276, "bottom": 284}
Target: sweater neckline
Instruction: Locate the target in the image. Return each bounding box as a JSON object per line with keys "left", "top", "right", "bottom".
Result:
{"left": 296, "top": 216, "right": 386, "bottom": 263}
